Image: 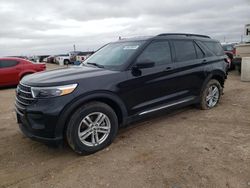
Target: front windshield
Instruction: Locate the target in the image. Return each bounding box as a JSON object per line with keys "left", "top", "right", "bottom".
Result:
{"left": 82, "top": 41, "right": 145, "bottom": 70}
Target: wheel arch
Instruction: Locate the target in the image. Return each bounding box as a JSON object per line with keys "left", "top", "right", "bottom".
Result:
{"left": 210, "top": 70, "right": 226, "bottom": 88}
{"left": 55, "top": 91, "right": 128, "bottom": 139}
{"left": 211, "top": 74, "right": 225, "bottom": 88}
{"left": 200, "top": 71, "right": 226, "bottom": 95}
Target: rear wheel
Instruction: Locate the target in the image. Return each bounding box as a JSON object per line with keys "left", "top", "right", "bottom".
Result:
{"left": 199, "top": 79, "right": 222, "bottom": 110}
{"left": 66, "top": 102, "right": 118, "bottom": 155}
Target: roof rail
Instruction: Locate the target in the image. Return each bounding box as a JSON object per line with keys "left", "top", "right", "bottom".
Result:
{"left": 157, "top": 33, "right": 210, "bottom": 38}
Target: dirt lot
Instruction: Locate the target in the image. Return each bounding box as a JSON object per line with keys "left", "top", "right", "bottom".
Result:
{"left": 0, "top": 64, "right": 250, "bottom": 188}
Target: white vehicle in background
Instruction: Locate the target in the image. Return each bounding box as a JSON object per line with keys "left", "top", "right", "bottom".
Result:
{"left": 55, "top": 54, "right": 70, "bottom": 65}
{"left": 55, "top": 51, "right": 95, "bottom": 65}
{"left": 69, "top": 51, "right": 95, "bottom": 64}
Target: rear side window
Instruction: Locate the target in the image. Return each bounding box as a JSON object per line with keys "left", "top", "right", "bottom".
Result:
{"left": 0, "top": 60, "right": 19, "bottom": 68}
{"left": 202, "top": 41, "right": 224, "bottom": 56}
{"left": 173, "top": 40, "right": 196, "bottom": 62}
{"left": 136, "top": 40, "right": 172, "bottom": 65}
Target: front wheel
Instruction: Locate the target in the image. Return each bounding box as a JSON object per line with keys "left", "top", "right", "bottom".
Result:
{"left": 66, "top": 102, "right": 118, "bottom": 155}
{"left": 199, "top": 79, "right": 222, "bottom": 110}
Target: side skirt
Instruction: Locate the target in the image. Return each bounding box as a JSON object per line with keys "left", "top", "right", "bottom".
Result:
{"left": 122, "top": 96, "right": 197, "bottom": 126}
{"left": 139, "top": 96, "right": 195, "bottom": 116}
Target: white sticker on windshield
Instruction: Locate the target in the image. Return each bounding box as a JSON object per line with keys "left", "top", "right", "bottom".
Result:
{"left": 123, "top": 45, "right": 139, "bottom": 50}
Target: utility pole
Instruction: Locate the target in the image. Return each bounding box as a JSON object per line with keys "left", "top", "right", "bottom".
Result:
{"left": 223, "top": 36, "right": 226, "bottom": 43}
{"left": 73, "top": 44, "right": 76, "bottom": 52}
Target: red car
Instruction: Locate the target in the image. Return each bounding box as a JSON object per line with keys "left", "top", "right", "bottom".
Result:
{"left": 0, "top": 57, "right": 46, "bottom": 87}
{"left": 222, "top": 43, "right": 236, "bottom": 70}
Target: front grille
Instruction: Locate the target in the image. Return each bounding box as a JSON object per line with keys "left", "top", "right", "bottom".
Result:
{"left": 15, "top": 83, "right": 35, "bottom": 116}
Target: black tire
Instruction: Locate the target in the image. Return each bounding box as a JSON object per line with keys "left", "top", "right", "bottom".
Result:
{"left": 66, "top": 102, "right": 118, "bottom": 155}
{"left": 64, "top": 59, "right": 70, "bottom": 65}
{"left": 199, "top": 79, "right": 222, "bottom": 110}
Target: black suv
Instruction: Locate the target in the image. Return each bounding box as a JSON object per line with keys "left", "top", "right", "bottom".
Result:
{"left": 15, "top": 33, "right": 227, "bottom": 154}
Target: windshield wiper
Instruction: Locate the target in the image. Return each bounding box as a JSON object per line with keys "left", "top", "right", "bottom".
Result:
{"left": 86, "top": 62, "right": 104, "bottom": 68}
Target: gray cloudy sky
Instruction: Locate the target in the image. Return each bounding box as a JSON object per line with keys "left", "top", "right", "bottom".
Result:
{"left": 0, "top": 0, "right": 250, "bottom": 56}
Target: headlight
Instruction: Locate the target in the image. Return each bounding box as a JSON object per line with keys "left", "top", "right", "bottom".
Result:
{"left": 31, "top": 84, "right": 78, "bottom": 98}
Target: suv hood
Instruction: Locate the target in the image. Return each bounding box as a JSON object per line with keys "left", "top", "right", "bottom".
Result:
{"left": 21, "top": 66, "right": 116, "bottom": 87}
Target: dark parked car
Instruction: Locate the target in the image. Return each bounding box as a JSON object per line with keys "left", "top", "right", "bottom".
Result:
{"left": 16, "top": 33, "right": 228, "bottom": 154}
{"left": 0, "top": 57, "right": 46, "bottom": 87}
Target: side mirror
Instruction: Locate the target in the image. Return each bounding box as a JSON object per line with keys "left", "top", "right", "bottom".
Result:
{"left": 134, "top": 61, "right": 155, "bottom": 69}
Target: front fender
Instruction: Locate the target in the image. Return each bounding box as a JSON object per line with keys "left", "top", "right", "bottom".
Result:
{"left": 54, "top": 91, "right": 128, "bottom": 138}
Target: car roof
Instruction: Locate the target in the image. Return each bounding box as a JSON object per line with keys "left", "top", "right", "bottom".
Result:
{"left": 114, "top": 33, "right": 218, "bottom": 43}
{"left": 0, "top": 57, "right": 28, "bottom": 61}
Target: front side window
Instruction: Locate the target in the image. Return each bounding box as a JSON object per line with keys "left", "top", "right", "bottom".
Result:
{"left": 0, "top": 60, "right": 19, "bottom": 68}
{"left": 173, "top": 40, "right": 197, "bottom": 62}
{"left": 136, "top": 41, "right": 172, "bottom": 65}
{"left": 83, "top": 41, "right": 145, "bottom": 70}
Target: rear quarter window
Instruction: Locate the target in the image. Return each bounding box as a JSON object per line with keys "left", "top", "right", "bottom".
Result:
{"left": 202, "top": 41, "right": 225, "bottom": 56}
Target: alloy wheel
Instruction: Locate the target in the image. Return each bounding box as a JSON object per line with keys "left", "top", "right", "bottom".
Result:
{"left": 78, "top": 112, "right": 111, "bottom": 147}
{"left": 206, "top": 85, "right": 219, "bottom": 108}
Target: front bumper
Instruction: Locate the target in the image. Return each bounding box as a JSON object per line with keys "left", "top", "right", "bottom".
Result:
{"left": 16, "top": 111, "right": 63, "bottom": 145}
{"left": 15, "top": 84, "right": 74, "bottom": 145}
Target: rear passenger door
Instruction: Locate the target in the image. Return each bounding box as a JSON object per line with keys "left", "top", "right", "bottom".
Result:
{"left": 170, "top": 39, "right": 206, "bottom": 97}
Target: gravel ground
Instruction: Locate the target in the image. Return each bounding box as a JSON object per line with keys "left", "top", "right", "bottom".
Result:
{"left": 0, "top": 64, "right": 250, "bottom": 188}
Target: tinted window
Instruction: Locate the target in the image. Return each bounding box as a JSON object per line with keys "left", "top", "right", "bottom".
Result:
{"left": 0, "top": 60, "right": 19, "bottom": 68}
{"left": 173, "top": 40, "right": 196, "bottom": 62}
{"left": 136, "top": 41, "right": 172, "bottom": 65}
{"left": 203, "top": 41, "right": 224, "bottom": 56}
{"left": 194, "top": 43, "right": 204, "bottom": 59}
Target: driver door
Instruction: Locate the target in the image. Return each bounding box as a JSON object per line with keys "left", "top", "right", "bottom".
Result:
{"left": 121, "top": 40, "right": 184, "bottom": 115}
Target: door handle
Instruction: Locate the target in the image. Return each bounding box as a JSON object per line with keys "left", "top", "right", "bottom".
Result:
{"left": 202, "top": 59, "right": 207, "bottom": 64}
{"left": 165, "top": 67, "right": 172, "bottom": 71}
